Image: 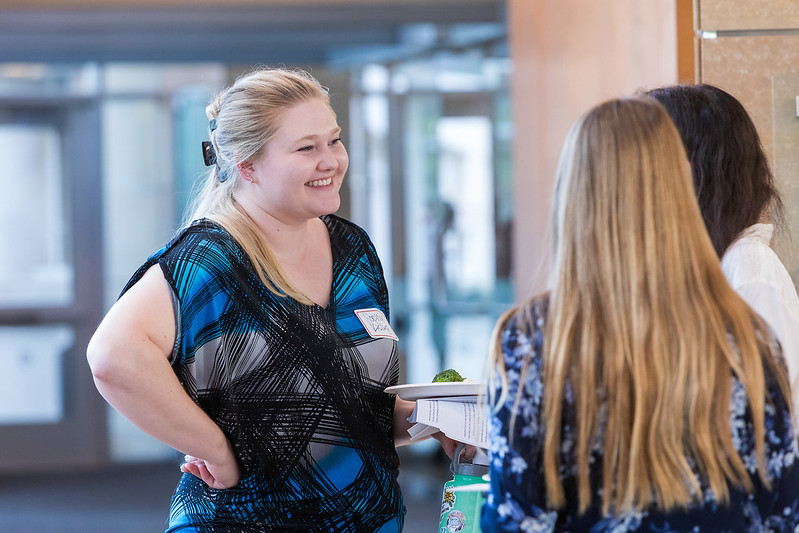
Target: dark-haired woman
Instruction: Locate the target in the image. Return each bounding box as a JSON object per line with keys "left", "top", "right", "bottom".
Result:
{"left": 648, "top": 83, "right": 799, "bottom": 415}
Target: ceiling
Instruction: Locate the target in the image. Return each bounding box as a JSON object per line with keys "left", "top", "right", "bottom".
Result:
{"left": 0, "top": 2, "right": 507, "bottom": 67}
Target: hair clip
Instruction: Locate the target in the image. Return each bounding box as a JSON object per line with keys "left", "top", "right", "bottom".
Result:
{"left": 209, "top": 118, "right": 217, "bottom": 132}
{"left": 202, "top": 141, "right": 217, "bottom": 167}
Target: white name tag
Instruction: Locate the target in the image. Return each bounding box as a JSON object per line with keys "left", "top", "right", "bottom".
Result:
{"left": 354, "top": 308, "right": 399, "bottom": 341}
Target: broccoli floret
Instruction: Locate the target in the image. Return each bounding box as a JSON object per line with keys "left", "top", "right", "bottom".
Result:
{"left": 432, "top": 369, "right": 464, "bottom": 383}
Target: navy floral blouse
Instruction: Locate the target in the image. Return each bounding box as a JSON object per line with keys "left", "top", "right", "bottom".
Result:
{"left": 481, "top": 296, "right": 799, "bottom": 533}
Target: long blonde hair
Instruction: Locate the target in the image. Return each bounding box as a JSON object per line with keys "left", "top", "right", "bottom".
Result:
{"left": 185, "top": 67, "right": 332, "bottom": 304}
{"left": 489, "top": 97, "right": 791, "bottom": 515}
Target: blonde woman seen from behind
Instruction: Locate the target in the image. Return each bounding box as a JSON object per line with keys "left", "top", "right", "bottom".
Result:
{"left": 481, "top": 97, "right": 798, "bottom": 532}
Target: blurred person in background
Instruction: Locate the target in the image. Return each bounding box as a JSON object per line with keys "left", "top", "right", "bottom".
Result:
{"left": 648, "top": 83, "right": 799, "bottom": 414}
{"left": 87, "top": 66, "right": 459, "bottom": 533}
{"left": 481, "top": 96, "right": 798, "bottom": 532}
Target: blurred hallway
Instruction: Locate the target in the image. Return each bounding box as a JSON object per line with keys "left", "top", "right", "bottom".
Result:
{"left": 0, "top": 449, "right": 450, "bottom": 532}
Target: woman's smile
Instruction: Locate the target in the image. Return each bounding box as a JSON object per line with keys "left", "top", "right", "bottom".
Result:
{"left": 305, "top": 177, "right": 333, "bottom": 187}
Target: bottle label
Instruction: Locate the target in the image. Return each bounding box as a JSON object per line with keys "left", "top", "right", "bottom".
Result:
{"left": 443, "top": 509, "right": 466, "bottom": 532}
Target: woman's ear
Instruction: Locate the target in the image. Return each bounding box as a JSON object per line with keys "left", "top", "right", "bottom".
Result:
{"left": 236, "top": 161, "right": 255, "bottom": 183}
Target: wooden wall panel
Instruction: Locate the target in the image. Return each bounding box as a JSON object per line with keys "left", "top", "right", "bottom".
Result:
{"left": 677, "top": 0, "right": 697, "bottom": 82}
{"left": 508, "top": 0, "right": 678, "bottom": 298}
{"left": 698, "top": 0, "right": 799, "bottom": 31}
{"left": 700, "top": 35, "right": 799, "bottom": 161}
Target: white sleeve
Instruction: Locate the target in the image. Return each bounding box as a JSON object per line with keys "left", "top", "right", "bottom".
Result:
{"left": 735, "top": 280, "right": 799, "bottom": 406}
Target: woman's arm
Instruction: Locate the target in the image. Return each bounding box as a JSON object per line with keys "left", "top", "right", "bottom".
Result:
{"left": 392, "top": 397, "right": 417, "bottom": 446}
{"left": 86, "top": 265, "right": 239, "bottom": 488}
{"left": 392, "top": 396, "right": 474, "bottom": 458}
{"left": 482, "top": 310, "right": 555, "bottom": 532}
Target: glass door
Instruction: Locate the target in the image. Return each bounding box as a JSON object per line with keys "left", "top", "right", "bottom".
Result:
{"left": 347, "top": 60, "right": 513, "bottom": 394}
{"left": 0, "top": 97, "right": 106, "bottom": 471}
{"left": 399, "top": 90, "right": 514, "bottom": 385}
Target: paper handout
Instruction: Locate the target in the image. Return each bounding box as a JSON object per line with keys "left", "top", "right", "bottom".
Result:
{"left": 408, "top": 397, "right": 490, "bottom": 449}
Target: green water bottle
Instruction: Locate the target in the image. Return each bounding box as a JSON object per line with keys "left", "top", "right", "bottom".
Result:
{"left": 438, "top": 444, "right": 488, "bottom": 533}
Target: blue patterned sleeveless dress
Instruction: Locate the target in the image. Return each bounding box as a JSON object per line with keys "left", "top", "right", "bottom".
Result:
{"left": 122, "top": 215, "right": 405, "bottom": 532}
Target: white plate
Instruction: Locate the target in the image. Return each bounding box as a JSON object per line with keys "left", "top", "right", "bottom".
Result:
{"left": 384, "top": 382, "right": 482, "bottom": 401}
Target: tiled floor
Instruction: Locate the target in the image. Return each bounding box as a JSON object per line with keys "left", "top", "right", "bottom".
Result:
{"left": 0, "top": 448, "right": 450, "bottom": 532}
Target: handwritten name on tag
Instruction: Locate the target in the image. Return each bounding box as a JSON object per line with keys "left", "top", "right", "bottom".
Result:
{"left": 354, "top": 308, "right": 399, "bottom": 341}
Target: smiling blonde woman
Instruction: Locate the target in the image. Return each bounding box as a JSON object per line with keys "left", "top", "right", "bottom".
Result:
{"left": 87, "top": 67, "right": 459, "bottom": 532}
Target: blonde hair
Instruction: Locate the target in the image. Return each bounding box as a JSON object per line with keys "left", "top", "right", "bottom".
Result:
{"left": 489, "top": 97, "right": 791, "bottom": 515}
{"left": 186, "top": 67, "right": 332, "bottom": 304}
